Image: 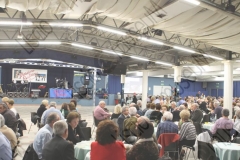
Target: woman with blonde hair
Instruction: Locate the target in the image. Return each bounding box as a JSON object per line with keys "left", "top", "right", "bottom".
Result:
{"left": 111, "top": 105, "right": 122, "bottom": 119}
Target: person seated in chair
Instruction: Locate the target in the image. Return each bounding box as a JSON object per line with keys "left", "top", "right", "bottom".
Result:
{"left": 111, "top": 105, "right": 122, "bottom": 119}
{"left": 0, "top": 114, "right": 17, "bottom": 151}
{"left": 117, "top": 106, "right": 130, "bottom": 140}
{"left": 144, "top": 103, "right": 156, "bottom": 119}
{"left": 0, "top": 131, "right": 12, "bottom": 160}
{"left": 8, "top": 99, "right": 17, "bottom": 117}
{"left": 190, "top": 103, "right": 203, "bottom": 123}
{"left": 232, "top": 109, "right": 240, "bottom": 137}
{"left": 94, "top": 101, "right": 111, "bottom": 121}
{"left": 37, "top": 99, "right": 48, "bottom": 122}
{"left": 123, "top": 107, "right": 138, "bottom": 142}
{"left": 211, "top": 109, "right": 233, "bottom": 135}
{"left": 0, "top": 102, "right": 17, "bottom": 132}
{"left": 33, "top": 113, "right": 60, "bottom": 160}
{"left": 66, "top": 112, "right": 85, "bottom": 145}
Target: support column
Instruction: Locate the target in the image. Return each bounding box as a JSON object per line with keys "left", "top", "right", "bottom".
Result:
{"left": 223, "top": 60, "right": 233, "bottom": 118}
{"left": 93, "top": 69, "right": 97, "bottom": 107}
{"left": 142, "top": 70, "right": 148, "bottom": 108}
{"left": 173, "top": 66, "right": 182, "bottom": 101}
{"left": 121, "top": 75, "right": 126, "bottom": 107}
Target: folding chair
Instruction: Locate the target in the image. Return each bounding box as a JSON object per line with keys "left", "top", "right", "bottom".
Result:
{"left": 202, "top": 114, "right": 210, "bottom": 123}
{"left": 81, "top": 127, "right": 91, "bottom": 141}
{"left": 213, "top": 129, "right": 231, "bottom": 142}
{"left": 28, "top": 112, "right": 40, "bottom": 134}
{"left": 91, "top": 112, "right": 101, "bottom": 135}
{"left": 198, "top": 141, "right": 217, "bottom": 160}
{"left": 164, "top": 141, "right": 179, "bottom": 159}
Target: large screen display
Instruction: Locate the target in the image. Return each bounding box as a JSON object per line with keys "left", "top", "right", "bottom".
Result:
{"left": 124, "top": 77, "right": 142, "bottom": 93}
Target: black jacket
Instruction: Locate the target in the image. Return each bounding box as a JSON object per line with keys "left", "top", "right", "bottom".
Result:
{"left": 117, "top": 114, "right": 130, "bottom": 139}
{"left": 66, "top": 124, "right": 85, "bottom": 145}
{"left": 2, "top": 109, "right": 17, "bottom": 132}
{"left": 37, "top": 104, "right": 46, "bottom": 121}
{"left": 42, "top": 135, "right": 74, "bottom": 160}
{"left": 191, "top": 109, "right": 203, "bottom": 123}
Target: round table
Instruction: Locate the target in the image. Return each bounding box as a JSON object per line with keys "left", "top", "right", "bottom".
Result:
{"left": 74, "top": 141, "right": 93, "bottom": 160}
{"left": 213, "top": 142, "right": 240, "bottom": 160}
{"left": 84, "top": 152, "right": 90, "bottom": 160}
{"left": 202, "top": 123, "right": 214, "bottom": 131}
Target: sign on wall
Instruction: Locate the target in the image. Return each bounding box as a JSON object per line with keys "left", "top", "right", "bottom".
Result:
{"left": 12, "top": 68, "right": 47, "bottom": 83}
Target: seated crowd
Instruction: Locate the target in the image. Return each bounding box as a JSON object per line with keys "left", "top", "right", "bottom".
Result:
{"left": 0, "top": 94, "right": 239, "bottom": 160}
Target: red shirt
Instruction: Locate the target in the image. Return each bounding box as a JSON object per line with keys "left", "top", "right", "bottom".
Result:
{"left": 91, "top": 141, "right": 126, "bottom": 160}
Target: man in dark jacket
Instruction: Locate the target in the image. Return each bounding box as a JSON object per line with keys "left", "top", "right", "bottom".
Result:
{"left": 42, "top": 120, "right": 74, "bottom": 160}
{"left": 117, "top": 106, "right": 130, "bottom": 140}
{"left": 0, "top": 103, "right": 17, "bottom": 132}
{"left": 190, "top": 103, "right": 203, "bottom": 123}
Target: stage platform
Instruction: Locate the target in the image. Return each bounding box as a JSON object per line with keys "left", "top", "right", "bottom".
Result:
{"left": 11, "top": 98, "right": 95, "bottom": 106}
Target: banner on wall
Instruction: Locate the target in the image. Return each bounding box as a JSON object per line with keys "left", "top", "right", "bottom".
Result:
{"left": 12, "top": 68, "right": 47, "bottom": 83}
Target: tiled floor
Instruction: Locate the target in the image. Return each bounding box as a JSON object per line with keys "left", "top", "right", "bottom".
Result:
{"left": 13, "top": 104, "right": 116, "bottom": 160}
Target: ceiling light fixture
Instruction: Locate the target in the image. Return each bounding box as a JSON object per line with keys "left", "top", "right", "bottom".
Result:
{"left": 97, "top": 26, "right": 127, "bottom": 36}
{"left": 203, "top": 54, "right": 224, "bottom": 60}
{"left": 130, "top": 56, "right": 149, "bottom": 61}
{"left": 173, "top": 46, "right": 195, "bottom": 53}
{"left": 0, "top": 21, "right": 33, "bottom": 25}
{"left": 49, "top": 23, "right": 83, "bottom": 27}
{"left": 71, "top": 43, "right": 94, "bottom": 50}
{"left": 184, "top": 0, "right": 200, "bottom": 5}
{"left": 0, "top": 42, "right": 26, "bottom": 45}
{"left": 102, "top": 50, "right": 123, "bottom": 56}
{"left": 39, "top": 42, "right": 61, "bottom": 45}
{"left": 155, "top": 61, "right": 172, "bottom": 66}
{"left": 139, "top": 37, "right": 164, "bottom": 45}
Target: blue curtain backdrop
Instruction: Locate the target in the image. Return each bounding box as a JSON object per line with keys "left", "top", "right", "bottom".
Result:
{"left": 233, "top": 82, "right": 240, "bottom": 97}
{"left": 107, "top": 75, "right": 121, "bottom": 94}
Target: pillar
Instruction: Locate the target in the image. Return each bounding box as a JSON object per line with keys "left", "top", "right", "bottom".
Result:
{"left": 142, "top": 70, "right": 148, "bottom": 108}
{"left": 173, "top": 66, "right": 182, "bottom": 101}
{"left": 223, "top": 60, "right": 233, "bottom": 118}
{"left": 93, "top": 69, "right": 97, "bottom": 107}
{"left": 121, "top": 75, "right": 126, "bottom": 106}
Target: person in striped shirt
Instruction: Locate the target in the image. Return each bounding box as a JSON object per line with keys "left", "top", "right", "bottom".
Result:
{"left": 179, "top": 110, "right": 197, "bottom": 159}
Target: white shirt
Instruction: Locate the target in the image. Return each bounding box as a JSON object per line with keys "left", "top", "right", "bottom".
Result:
{"left": 10, "top": 108, "right": 17, "bottom": 116}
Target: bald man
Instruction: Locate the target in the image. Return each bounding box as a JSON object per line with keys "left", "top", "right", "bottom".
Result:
{"left": 94, "top": 101, "right": 111, "bottom": 120}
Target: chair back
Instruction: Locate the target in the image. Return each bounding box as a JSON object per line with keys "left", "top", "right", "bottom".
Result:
{"left": 214, "top": 129, "right": 231, "bottom": 142}
{"left": 81, "top": 127, "right": 91, "bottom": 141}
{"left": 92, "top": 112, "right": 100, "bottom": 127}
{"left": 164, "top": 141, "right": 179, "bottom": 152}
{"left": 202, "top": 114, "right": 210, "bottom": 123}
{"left": 79, "top": 120, "right": 88, "bottom": 128}
{"left": 150, "top": 111, "right": 162, "bottom": 121}
{"left": 193, "top": 122, "right": 202, "bottom": 135}
{"left": 198, "top": 141, "right": 217, "bottom": 160}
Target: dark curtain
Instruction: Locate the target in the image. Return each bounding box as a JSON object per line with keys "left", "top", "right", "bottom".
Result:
{"left": 233, "top": 82, "right": 240, "bottom": 97}
{"left": 107, "top": 75, "right": 121, "bottom": 94}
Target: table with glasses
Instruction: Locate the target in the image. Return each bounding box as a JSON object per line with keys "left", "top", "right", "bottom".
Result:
{"left": 213, "top": 142, "right": 240, "bottom": 160}
{"left": 202, "top": 122, "right": 214, "bottom": 131}
{"left": 74, "top": 141, "right": 93, "bottom": 160}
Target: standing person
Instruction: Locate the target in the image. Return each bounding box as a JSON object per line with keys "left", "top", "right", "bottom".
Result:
{"left": 33, "top": 113, "right": 60, "bottom": 160}
{"left": 94, "top": 101, "right": 111, "bottom": 121}
{"left": 42, "top": 120, "right": 74, "bottom": 160}
{"left": 196, "top": 91, "right": 201, "bottom": 98}
{"left": 132, "top": 95, "right": 137, "bottom": 104}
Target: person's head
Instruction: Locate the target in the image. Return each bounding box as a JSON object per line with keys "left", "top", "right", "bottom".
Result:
{"left": 99, "top": 101, "right": 106, "bottom": 108}
{"left": 150, "top": 103, "right": 156, "bottom": 110}
{"left": 53, "top": 120, "right": 68, "bottom": 139}
{"left": 137, "top": 120, "right": 154, "bottom": 139}
{"left": 162, "top": 105, "right": 168, "bottom": 113}
{"left": 180, "top": 110, "right": 190, "bottom": 122}
{"left": 96, "top": 120, "right": 118, "bottom": 145}
{"left": 0, "top": 114, "right": 5, "bottom": 127}
{"left": 162, "top": 111, "right": 173, "bottom": 121}
{"left": 171, "top": 102, "right": 176, "bottom": 109}
{"left": 198, "top": 91, "right": 201, "bottom": 94}
{"left": 114, "top": 105, "right": 122, "bottom": 114}
{"left": 129, "top": 103, "right": 135, "bottom": 107}
{"left": 151, "top": 96, "right": 156, "bottom": 102}
{"left": 68, "top": 103, "right": 76, "bottom": 111}
{"left": 222, "top": 109, "right": 229, "bottom": 118}
{"left": 156, "top": 103, "right": 161, "bottom": 111}
{"left": 182, "top": 103, "right": 188, "bottom": 110}
{"left": 129, "top": 107, "right": 137, "bottom": 116}
{"left": 49, "top": 101, "right": 57, "bottom": 108}
{"left": 235, "top": 109, "right": 240, "bottom": 119}
{"left": 137, "top": 100, "right": 142, "bottom": 107}
{"left": 41, "top": 99, "right": 49, "bottom": 107}
{"left": 191, "top": 103, "right": 199, "bottom": 111}
{"left": 122, "top": 106, "right": 129, "bottom": 116}
{"left": 0, "top": 103, "right": 8, "bottom": 114}
{"left": 214, "top": 101, "right": 220, "bottom": 108}
{"left": 46, "top": 113, "right": 60, "bottom": 128}
{"left": 179, "top": 105, "right": 185, "bottom": 111}
{"left": 146, "top": 103, "right": 151, "bottom": 109}
{"left": 67, "top": 112, "right": 80, "bottom": 129}
{"left": 8, "top": 99, "right": 14, "bottom": 108}
{"left": 1, "top": 97, "right": 9, "bottom": 106}
{"left": 233, "top": 102, "right": 236, "bottom": 107}
{"left": 70, "top": 99, "right": 77, "bottom": 107}
{"left": 61, "top": 103, "right": 69, "bottom": 111}
{"left": 136, "top": 116, "right": 150, "bottom": 127}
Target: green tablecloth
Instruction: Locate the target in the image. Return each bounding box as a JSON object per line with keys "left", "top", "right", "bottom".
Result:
{"left": 74, "top": 141, "right": 93, "bottom": 160}
{"left": 202, "top": 123, "right": 214, "bottom": 131}
{"left": 213, "top": 142, "right": 240, "bottom": 160}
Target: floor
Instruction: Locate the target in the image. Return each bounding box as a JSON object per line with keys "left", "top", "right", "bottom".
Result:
{"left": 13, "top": 104, "right": 116, "bottom": 160}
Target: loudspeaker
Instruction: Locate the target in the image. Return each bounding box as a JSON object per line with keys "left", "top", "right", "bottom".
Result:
{"left": 104, "top": 64, "right": 127, "bottom": 75}
{"left": 202, "top": 82, "right": 207, "bottom": 88}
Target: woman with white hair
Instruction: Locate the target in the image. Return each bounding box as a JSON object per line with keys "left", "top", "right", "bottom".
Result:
{"left": 0, "top": 114, "right": 17, "bottom": 150}
{"left": 37, "top": 99, "right": 49, "bottom": 121}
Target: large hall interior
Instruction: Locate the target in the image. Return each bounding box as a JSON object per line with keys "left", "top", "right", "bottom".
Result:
{"left": 0, "top": 0, "right": 239, "bottom": 160}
